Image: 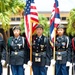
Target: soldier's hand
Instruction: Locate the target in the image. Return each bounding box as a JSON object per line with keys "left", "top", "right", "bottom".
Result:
{"left": 1, "top": 60, "right": 6, "bottom": 66}
{"left": 27, "top": 61, "right": 32, "bottom": 66}
{"left": 51, "top": 59, "right": 56, "bottom": 65}
{"left": 45, "top": 65, "right": 50, "bottom": 68}
{"left": 23, "top": 64, "right": 28, "bottom": 69}
{"left": 66, "top": 61, "right": 71, "bottom": 67}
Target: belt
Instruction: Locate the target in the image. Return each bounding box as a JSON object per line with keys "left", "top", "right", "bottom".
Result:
{"left": 14, "top": 49, "right": 24, "bottom": 52}
{"left": 57, "top": 50, "right": 66, "bottom": 52}
{"left": 11, "top": 51, "right": 24, "bottom": 56}
{"left": 55, "top": 51, "right": 67, "bottom": 55}
{"left": 32, "top": 52, "right": 46, "bottom": 56}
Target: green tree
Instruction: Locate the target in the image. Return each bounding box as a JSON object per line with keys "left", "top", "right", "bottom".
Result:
{"left": 20, "top": 14, "right": 49, "bottom": 37}
{"left": 66, "top": 8, "right": 75, "bottom": 36}
{"left": 0, "top": 0, "right": 25, "bottom": 43}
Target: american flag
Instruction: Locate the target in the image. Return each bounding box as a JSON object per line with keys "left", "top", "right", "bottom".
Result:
{"left": 50, "top": 0, "right": 60, "bottom": 43}
{"left": 24, "top": 0, "right": 39, "bottom": 47}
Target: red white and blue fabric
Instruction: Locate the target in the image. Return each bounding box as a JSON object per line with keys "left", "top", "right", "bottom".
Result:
{"left": 24, "top": 0, "right": 39, "bottom": 47}
{"left": 50, "top": 0, "right": 60, "bottom": 43}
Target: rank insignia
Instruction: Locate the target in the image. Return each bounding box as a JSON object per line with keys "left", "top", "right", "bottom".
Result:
{"left": 40, "top": 45, "right": 44, "bottom": 50}
{"left": 33, "top": 40, "right": 36, "bottom": 45}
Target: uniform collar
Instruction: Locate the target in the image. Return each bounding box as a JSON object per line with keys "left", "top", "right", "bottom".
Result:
{"left": 37, "top": 35, "right": 43, "bottom": 38}
{"left": 38, "top": 36, "right": 42, "bottom": 39}
{"left": 14, "top": 36, "right": 20, "bottom": 40}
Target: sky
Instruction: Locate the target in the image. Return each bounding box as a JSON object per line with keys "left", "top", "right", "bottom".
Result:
{"left": 24, "top": 0, "right": 75, "bottom": 12}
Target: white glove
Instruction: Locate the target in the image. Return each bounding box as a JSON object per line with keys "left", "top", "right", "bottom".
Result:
{"left": 45, "top": 65, "right": 50, "bottom": 68}
{"left": 1, "top": 60, "right": 6, "bottom": 66}
{"left": 66, "top": 61, "right": 71, "bottom": 67}
{"left": 51, "top": 59, "right": 56, "bottom": 65}
{"left": 23, "top": 64, "right": 28, "bottom": 69}
{"left": 6, "top": 64, "right": 9, "bottom": 66}
{"left": 27, "top": 61, "right": 32, "bottom": 66}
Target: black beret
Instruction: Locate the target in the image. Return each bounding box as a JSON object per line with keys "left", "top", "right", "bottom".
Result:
{"left": 36, "top": 24, "right": 43, "bottom": 29}
{"left": 12, "top": 26, "right": 21, "bottom": 31}
{"left": 57, "top": 25, "right": 65, "bottom": 29}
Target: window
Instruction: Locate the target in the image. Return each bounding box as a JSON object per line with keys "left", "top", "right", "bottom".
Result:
{"left": 16, "top": 17, "right": 20, "bottom": 21}
{"left": 11, "top": 18, "right": 15, "bottom": 21}
{"left": 61, "top": 17, "right": 66, "bottom": 20}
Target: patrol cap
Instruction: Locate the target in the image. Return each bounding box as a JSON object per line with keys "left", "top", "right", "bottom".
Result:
{"left": 57, "top": 24, "right": 65, "bottom": 29}
{"left": 36, "top": 24, "right": 43, "bottom": 29}
{"left": 12, "top": 26, "right": 21, "bottom": 31}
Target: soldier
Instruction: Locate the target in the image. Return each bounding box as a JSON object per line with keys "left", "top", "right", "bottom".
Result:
{"left": 31, "top": 24, "right": 52, "bottom": 75}
{"left": 0, "top": 33, "right": 6, "bottom": 75}
{"left": 7, "top": 26, "right": 29, "bottom": 75}
{"left": 55, "top": 25, "right": 71, "bottom": 75}
{"left": 72, "top": 36, "right": 75, "bottom": 75}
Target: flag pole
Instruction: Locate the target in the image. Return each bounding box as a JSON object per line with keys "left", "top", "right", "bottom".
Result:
{"left": 54, "top": 28, "right": 57, "bottom": 75}
{"left": 53, "top": 28, "right": 57, "bottom": 60}
{"left": 52, "top": 28, "right": 57, "bottom": 75}
{"left": 30, "top": 21, "right": 33, "bottom": 75}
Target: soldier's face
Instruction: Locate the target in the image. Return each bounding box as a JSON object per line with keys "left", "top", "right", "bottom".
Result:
{"left": 13, "top": 29, "right": 20, "bottom": 37}
{"left": 36, "top": 28, "right": 43, "bottom": 36}
{"left": 57, "top": 28, "right": 64, "bottom": 36}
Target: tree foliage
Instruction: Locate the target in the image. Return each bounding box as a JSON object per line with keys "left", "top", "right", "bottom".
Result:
{"left": 0, "top": 0, "right": 25, "bottom": 43}
{"left": 20, "top": 17, "right": 25, "bottom": 34}
{"left": 0, "top": 0, "right": 25, "bottom": 32}
{"left": 66, "top": 8, "right": 75, "bottom": 36}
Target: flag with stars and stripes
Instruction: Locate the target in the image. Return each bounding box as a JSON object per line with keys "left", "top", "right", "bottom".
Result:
{"left": 50, "top": 0, "right": 60, "bottom": 43}
{"left": 24, "top": 0, "right": 39, "bottom": 47}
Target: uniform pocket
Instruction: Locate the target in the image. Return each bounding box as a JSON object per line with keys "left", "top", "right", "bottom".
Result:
{"left": 18, "top": 51, "right": 24, "bottom": 58}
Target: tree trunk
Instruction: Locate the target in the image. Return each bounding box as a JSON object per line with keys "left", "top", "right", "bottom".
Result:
{"left": 3, "top": 29, "right": 10, "bottom": 44}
